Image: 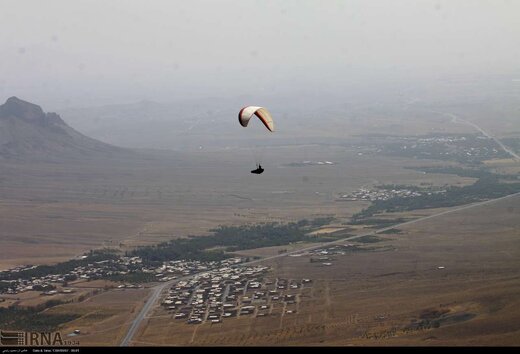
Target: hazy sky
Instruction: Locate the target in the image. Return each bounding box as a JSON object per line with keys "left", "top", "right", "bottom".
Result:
{"left": 1, "top": 0, "right": 519, "bottom": 107}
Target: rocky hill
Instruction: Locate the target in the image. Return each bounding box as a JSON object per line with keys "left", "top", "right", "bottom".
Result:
{"left": 0, "top": 97, "right": 127, "bottom": 161}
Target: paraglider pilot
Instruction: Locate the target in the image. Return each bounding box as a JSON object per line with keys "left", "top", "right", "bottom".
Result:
{"left": 251, "top": 164, "right": 264, "bottom": 174}
{"left": 238, "top": 106, "right": 274, "bottom": 175}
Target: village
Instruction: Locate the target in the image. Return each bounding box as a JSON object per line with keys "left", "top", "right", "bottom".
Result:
{"left": 0, "top": 249, "right": 316, "bottom": 328}
{"left": 286, "top": 160, "right": 337, "bottom": 167}
{"left": 0, "top": 255, "right": 248, "bottom": 296}
{"left": 339, "top": 187, "right": 429, "bottom": 202}
{"left": 396, "top": 135, "right": 503, "bottom": 161}
{"left": 161, "top": 264, "right": 312, "bottom": 325}
{"left": 353, "top": 133, "right": 507, "bottom": 163}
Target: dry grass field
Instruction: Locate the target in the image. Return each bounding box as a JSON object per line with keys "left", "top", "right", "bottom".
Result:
{"left": 135, "top": 194, "right": 520, "bottom": 346}
{"left": 0, "top": 142, "right": 467, "bottom": 269}
{"left": 0, "top": 279, "right": 120, "bottom": 310}
{"left": 46, "top": 287, "right": 151, "bottom": 346}
{"left": 1, "top": 104, "right": 517, "bottom": 346}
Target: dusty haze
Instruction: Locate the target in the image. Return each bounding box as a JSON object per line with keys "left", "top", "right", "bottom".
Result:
{"left": 1, "top": 0, "right": 519, "bottom": 109}
{"left": 1, "top": 2, "right": 520, "bottom": 347}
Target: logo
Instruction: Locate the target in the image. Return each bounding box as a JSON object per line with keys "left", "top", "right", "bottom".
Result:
{"left": 0, "top": 331, "right": 25, "bottom": 346}
{"left": 1, "top": 330, "right": 69, "bottom": 346}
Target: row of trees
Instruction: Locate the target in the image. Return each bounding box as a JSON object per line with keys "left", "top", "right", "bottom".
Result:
{"left": 131, "top": 222, "right": 324, "bottom": 264}
{"left": 351, "top": 174, "right": 520, "bottom": 221}
{"left": 0, "top": 299, "right": 80, "bottom": 332}
{"left": 0, "top": 249, "right": 119, "bottom": 281}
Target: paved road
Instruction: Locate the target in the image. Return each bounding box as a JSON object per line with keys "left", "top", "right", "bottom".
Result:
{"left": 119, "top": 280, "right": 175, "bottom": 346}
{"left": 119, "top": 190, "right": 520, "bottom": 346}
{"left": 247, "top": 191, "right": 520, "bottom": 265}
{"left": 444, "top": 112, "right": 520, "bottom": 161}
{"left": 121, "top": 112, "right": 520, "bottom": 346}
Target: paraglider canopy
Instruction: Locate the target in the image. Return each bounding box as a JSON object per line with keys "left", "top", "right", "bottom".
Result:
{"left": 238, "top": 106, "right": 275, "bottom": 132}
{"left": 238, "top": 106, "right": 274, "bottom": 174}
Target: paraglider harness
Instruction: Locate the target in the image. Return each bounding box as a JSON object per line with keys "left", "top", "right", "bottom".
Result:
{"left": 251, "top": 164, "right": 264, "bottom": 174}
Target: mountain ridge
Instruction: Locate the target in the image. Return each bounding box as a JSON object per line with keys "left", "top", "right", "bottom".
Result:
{"left": 0, "top": 96, "right": 127, "bottom": 161}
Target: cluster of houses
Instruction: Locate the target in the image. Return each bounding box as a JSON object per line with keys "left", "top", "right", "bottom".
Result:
{"left": 405, "top": 137, "right": 499, "bottom": 158}
{"left": 287, "top": 160, "right": 336, "bottom": 167}
{"left": 390, "top": 134, "right": 503, "bottom": 160}
{"left": 353, "top": 133, "right": 505, "bottom": 162}
{"left": 0, "top": 256, "right": 144, "bottom": 295}
{"left": 3, "top": 251, "right": 319, "bottom": 325}
{"left": 0, "top": 256, "right": 247, "bottom": 296}
{"left": 307, "top": 244, "right": 366, "bottom": 265}
{"left": 340, "top": 187, "right": 427, "bottom": 202}
{"left": 149, "top": 257, "right": 245, "bottom": 282}
{"left": 288, "top": 243, "right": 374, "bottom": 267}
{"left": 162, "top": 265, "right": 313, "bottom": 325}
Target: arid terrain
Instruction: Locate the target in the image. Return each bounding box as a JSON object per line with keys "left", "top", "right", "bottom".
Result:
{"left": 134, "top": 194, "right": 520, "bottom": 346}
{"left": 0, "top": 133, "right": 479, "bottom": 269}
{"left": 0, "top": 95, "right": 518, "bottom": 347}
{"left": 2, "top": 1, "right": 520, "bottom": 348}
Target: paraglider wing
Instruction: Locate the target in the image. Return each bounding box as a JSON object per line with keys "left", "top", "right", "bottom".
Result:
{"left": 238, "top": 106, "right": 275, "bottom": 132}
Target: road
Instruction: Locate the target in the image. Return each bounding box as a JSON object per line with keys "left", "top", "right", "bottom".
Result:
{"left": 444, "top": 112, "right": 520, "bottom": 161}
{"left": 120, "top": 111, "right": 520, "bottom": 346}
{"left": 247, "top": 191, "right": 520, "bottom": 264}
{"left": 119, "top": 279, "right": 175, "bottom": 346}
{"left": 119, "top": 190, "right": 520, "bottom": 346}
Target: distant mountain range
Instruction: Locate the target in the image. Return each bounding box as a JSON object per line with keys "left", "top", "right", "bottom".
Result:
{"left": 58, "top": 94, "right": 350, "bottom": 150}
{"left": 0, "top": 97, "right": 127, "bottom": 161}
